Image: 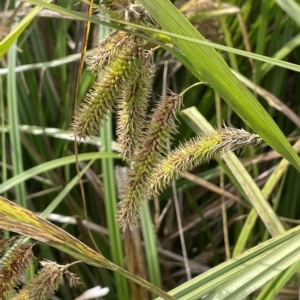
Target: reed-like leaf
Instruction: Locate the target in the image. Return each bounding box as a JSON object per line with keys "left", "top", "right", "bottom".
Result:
{"left": 0, "top": 196, "right": 176, "bottom": 300}
{"left": 139, "top": 0, "right": 300, "bottom": 172}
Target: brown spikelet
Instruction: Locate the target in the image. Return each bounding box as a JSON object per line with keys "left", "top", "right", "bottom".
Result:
{"left": 148, "top": 125, "right": 262, "bottom": 199}
{"left": 116, "top": 49, "right": 156, "bottom": 161}
{"left": 180, "top": 0, "right": 218, "bottom": 18}
{"left": 0, "top": 241, "right": 35, "bottom": 299}
{"left": 180, "top": 0, "right": 223, "bottom": 42}
{"left": 13, "top": 260, "right": 80, "bottom": 300}
{"left": 118, "top": 92, "right": 183, "bottom": 230}
{"left": 0, "top": 237, "right": 19, "bottom": 257}
{"left": 100, "top": 0, "right": 157, "bottom": 24}
{"left": 63, "top": 268, "right": 81, "bottom": 288}
{"left": 71, "top": 36, "right": 147, "bottom": 139}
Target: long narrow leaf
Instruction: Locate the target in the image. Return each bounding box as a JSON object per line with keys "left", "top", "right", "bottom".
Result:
{"left": 155, "top": 226, "right": 300, "bottom": 299}
{"left": 7, "top": 24, "right": 26, "bottom": 207}
{"left": 139, "top": 0, "right": 300, "bottom": 172}
{"left": 274, "top": 0, "right": 300, "bottom": 26}
{"left": 20, "top": 0, "right": 300, "bottom": 74}
{"left": 0, "top": 152, "right": 120, "bottom": 194}
{"left": 0, "top": 195, "right": 176, "bottom": 300}
{"left": 101, "top": 114, "right": 130, "bottom": 299}
{"left": 0, "top": 0, "right": 52, "bottom": 57}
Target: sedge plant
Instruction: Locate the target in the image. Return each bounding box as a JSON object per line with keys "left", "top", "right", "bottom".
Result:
{"left": 70, "top": 0, "right": 262, "bottom": 230}
{"left": 5, "top": 0, "right": 300, "bottom": 299}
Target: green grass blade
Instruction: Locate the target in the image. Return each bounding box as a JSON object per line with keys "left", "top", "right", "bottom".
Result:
{"left": 215, "top": 1, "right": 239, "bottom": 72}
{"left": 139, "top": 0, "right": 300, "bottom": 173}
{"left": 39, "top": 159, "right": 95, "bottom": 219}
{"left": 256, "top": 260, "right": 300, "bottom": 300}
{"left": 0, "top": 0, "right": 52, "bottom": 57}
{"left": 0, "top": 152, "right": 120, "bottom": 194}
{"left": 7, "top": 27, "right": 26, "bottom": 207}
{"left": 155, "top": 226, "right": 300, "bottom": 299}
{"left": 231, "top": 70, "right": 300, "bottom": 128}
{"left": 205, "top": 233, "right": 300, "bottom": 300}
{"left": 274, "top": 0, "right": 300, "bottom": 26}
{"left": 232, "top": 140, "right": 300, "bottom": 256}
{"left": 21, "top": 0, "right": 300, "bottom": 74}
{"left": 260, "top": 33, "right": 300, "bottom": 78}
{"left": 0, "top": 50, "right": 93, "bottom": 75}
{"left": 232, "top": 209, "right": 258, "bottom": 257}
{"left": 101, "top": 114, "right": 130, "bottom": 299}
{"left": 255, "top": 1, "right": 269, "bottom": 82}
{"left": 0, "top": 76, "right": 7, "bottom": 198}
{"left": 0, "top": 124, "right": 121, "bottom": 151}
{"left": 140, "top": 203, "right": 162, "bottom": 292}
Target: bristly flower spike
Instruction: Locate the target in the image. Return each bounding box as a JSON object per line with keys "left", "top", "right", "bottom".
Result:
{"left": 86, "top": 31, "right": 132, "bottom": 75}
{"left": 100, "top": 0, "right": 158, "bottom": 25}
{"left": 13, "top": 260, "right": 80, "bottom": 300}
{"left": 147, "top": 125, "right": 262, "bottom": 199}
{"left": 71, "top": 35, "right": 147, "bottom": 139}
{"left": 116, "top": 49, "right": 156, "bottom": 162}
{"left": 0, "top": 240, "right": 35, "bottom": 299}
{"left": 118, "top": 91, "right": 184, "bottom": 230}
{"left": 117, "top": 83, "right": 209, "bottom": 230}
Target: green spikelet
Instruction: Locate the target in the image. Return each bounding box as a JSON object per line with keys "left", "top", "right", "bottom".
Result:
{"left": 148, "top": 125, "right": 262, "bottom": 199}
{"left": 71, "top": 36, "right": 146, "bottom": 139}
{"left": 118, "top": 92, "right": 183, "bottom": 230}
{"left": 116, "top": 49, "right": 156, "bottom": 161}
{"left": 0, "top": 241, "right": 35, "bottom": 299}
{"left": 87, "top": 31, "right": 132, "bottom": 75}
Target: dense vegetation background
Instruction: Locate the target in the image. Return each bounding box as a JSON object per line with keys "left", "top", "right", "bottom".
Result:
{"left": 1, "top": 0, "right": 300, "bottom": 299}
